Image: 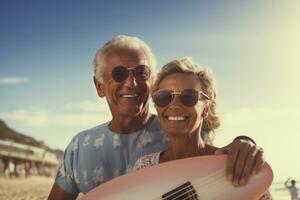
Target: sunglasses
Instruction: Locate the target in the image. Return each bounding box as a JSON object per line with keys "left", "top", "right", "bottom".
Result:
{"left": 153, "top": 89, "right": 210, "bottom": 107}
{"left": 111, "top": 65, "right": 151, "bottom": 82}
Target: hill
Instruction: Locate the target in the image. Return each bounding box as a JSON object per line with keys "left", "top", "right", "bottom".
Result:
{"left": 0, "top": 119, "right": 63, "bottom": 156}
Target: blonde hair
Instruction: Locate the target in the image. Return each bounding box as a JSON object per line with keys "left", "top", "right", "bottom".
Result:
{"left": 152, "top": 57, "right": 220, "bottom": 142}
{"left": 93, "top": 35, "right": 156, "bottom": 83}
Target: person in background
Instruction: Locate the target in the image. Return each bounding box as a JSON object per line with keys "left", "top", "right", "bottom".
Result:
{"left": 2, "top": 158, "right": 9, "bottom": 177}
{"left": 48, "top": 35, "right": 265, "bottom": 200}
{"left": 8, "top": 159, "right": 14, "bottom": 178}
{"left": 285, "top": 177, "right": 299, "bottom": 200}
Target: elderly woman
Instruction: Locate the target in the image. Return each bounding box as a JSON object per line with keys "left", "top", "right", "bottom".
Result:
{"left": 133, "top": 57, "right": 272, "bottom": 199}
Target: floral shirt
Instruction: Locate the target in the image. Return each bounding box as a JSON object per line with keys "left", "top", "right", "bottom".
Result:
{"left": 55, "top": 117, "right": 169, "bottom": 195}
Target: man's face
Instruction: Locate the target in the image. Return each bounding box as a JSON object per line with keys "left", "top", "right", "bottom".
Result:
{"left": 95, "top": 48, "right": 151, "bottom": 119}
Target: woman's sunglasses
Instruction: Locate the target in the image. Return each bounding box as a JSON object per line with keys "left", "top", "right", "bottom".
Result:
{"left": 111, "top": 65, "right": 151, "bottom": 82}
{"left": 153, "top": 89, "right": 210, "bottom": 107}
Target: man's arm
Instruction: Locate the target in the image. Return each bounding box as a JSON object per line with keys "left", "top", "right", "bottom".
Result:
{"left": 48, "top": 182, "right": 78, "bottom": 200}
{"left": 215, "top": 136, "right": 264, "bottom": 186}
{"left": 49, "top": 136, "right": 80, "bottom": 199}
{"left": 284, "top": 177, "right": 291, "bottom": 188}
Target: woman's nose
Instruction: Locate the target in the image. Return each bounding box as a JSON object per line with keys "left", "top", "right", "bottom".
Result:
{"left": 170, "top": 94, "right": 181, "bottom": 106}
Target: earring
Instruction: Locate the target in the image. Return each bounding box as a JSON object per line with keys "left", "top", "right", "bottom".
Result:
{"left": 202, "top": 107, "right": 209, "bottom": 118}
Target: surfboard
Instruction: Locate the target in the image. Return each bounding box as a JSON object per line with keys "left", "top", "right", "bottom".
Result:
{"left": 80, "top": 155, "right": 273, "bottom": 200}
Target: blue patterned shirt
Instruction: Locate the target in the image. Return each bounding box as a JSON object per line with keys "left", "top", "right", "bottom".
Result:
{"left": 55, "top": 116, "right": 169, "bottom": 195}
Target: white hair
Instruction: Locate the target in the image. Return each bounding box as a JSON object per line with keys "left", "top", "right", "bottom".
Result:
{"left": 93, "top": 35, "right": 157, "bottom": 83}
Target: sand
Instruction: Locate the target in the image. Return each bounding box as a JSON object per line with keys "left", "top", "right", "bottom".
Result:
{"left": 0, "top": 176, "right": 54, "bottom": 200}
{"left": 0, "top": 176, "right": 84, "bottom": 200}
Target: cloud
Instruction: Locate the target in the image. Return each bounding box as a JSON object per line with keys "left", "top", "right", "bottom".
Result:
{"left": 0, "top": 76, "right": 30, "bottom": 85}
{"left": 219, "top": 107, "right": 300, "bottom": 130}
{"left": 0, "top": 99, "right": 160, "bottom": 131}
{"left": 215, "top": 106, "right": 300, "bottom": 143}
{"left": 213, "top": 106, "right": 300, "bottom": 182}
{"left": 64, "top": 99, "right": 109, "bottom": 113}
{"left": 0, "top": 100, "right": 112, "bottom": 128}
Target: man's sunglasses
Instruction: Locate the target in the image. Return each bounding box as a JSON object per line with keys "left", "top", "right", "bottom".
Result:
{"left": 153, "top": 89, "right": 210, "bottom": 107}
{"left": 111, "top": 65, "right": 151, "bottom": 82}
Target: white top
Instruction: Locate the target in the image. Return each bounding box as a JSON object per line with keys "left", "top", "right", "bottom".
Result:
{"left": 133, "top": 152, "right": 161, "bottom": 170}
{"left": 286, "top": 186, "right": 298, "bottom": 199}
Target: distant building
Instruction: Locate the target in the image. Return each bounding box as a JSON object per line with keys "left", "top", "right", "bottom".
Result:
{"left": 0, "top": 120, "right": 63, "bottom": 177}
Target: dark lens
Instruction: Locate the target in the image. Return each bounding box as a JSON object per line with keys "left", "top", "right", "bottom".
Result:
{"left": 153, "top": 90, "right": 172, "bottom": 107}
{"left": 180, "top": 89, "right": 198, "bottom": 106}
{"left": 133, "top": 65, "right": 151, "bottom": 81}
{"left": 112, "top": 66, "right": 128, "bottom": 82}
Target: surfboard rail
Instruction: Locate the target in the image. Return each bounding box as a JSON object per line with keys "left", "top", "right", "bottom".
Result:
{"left": 81, "top": 155, "right": 273, "bottom": 200}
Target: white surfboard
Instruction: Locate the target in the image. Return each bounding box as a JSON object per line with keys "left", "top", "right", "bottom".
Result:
{"left": 81, "top": 155, "right": 273, "bottom": 200}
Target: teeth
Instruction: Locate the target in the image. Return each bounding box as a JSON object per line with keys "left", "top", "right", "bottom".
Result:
{"left": 167, "top": 116, "right": 186, "bottom": 121}
{"left": 122, "top": 94, "right": 138, "bottom": 98}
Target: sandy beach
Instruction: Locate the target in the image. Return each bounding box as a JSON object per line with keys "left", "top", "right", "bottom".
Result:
{"left": 0, "top": 176, "right": 84, "bottom": 200}
{"left": 0, "top": 176, "right": 55, "bottom": 200}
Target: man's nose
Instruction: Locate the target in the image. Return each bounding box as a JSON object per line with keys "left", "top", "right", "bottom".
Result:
{"left": 124, "top": 72, "right": 138, "bottom": 88}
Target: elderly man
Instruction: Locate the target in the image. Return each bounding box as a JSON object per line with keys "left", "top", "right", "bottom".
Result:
{"left": 48, "top": 35, "right": 264, "bottom": 200}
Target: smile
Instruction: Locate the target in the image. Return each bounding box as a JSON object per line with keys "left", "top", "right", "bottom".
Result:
{"left": 166, "top": 116, "right": 187, "bottom": 121}
{"left": 120, "top": 93, "right": 139, "bottom": 98}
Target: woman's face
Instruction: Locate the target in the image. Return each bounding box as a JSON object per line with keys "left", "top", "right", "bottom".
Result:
{"left": 155, "top": 73, "right": 208, "bottom": 138}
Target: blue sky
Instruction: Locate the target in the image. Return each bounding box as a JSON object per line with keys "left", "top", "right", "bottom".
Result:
{"left": 1, "top": 1, "right": 300, "bottom": 183}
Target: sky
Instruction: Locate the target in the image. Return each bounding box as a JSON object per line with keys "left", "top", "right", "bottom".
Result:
{"left": 0, "top": 0, "right": 300, "bottom": 184}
